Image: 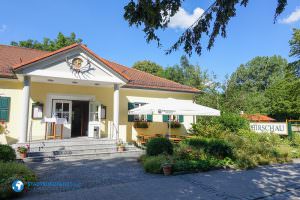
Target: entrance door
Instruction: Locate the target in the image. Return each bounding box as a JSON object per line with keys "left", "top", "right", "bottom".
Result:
{"left": 71, "top": 101, "right": 89, "bottom": 137}
{"left": 52, "top": 100, "right": 72, "bottom": 138}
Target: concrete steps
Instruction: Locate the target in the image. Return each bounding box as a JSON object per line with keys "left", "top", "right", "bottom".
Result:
{"left": 24, "top": 149, "right": 144, "bottom": 162}
{"left": 12, "top": 137, "right": 144, "bottom": 162}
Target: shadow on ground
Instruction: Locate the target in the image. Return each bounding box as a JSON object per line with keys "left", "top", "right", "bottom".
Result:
{"left": 22, "top": 158, "right": 300, "bottom": 200}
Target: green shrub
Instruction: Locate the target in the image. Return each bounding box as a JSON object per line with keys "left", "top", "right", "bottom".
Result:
{"left": 233, "top": 150, "right": 257, "bottom": 169}
{"left": 142, "top": 155, "right": 169, "bottom": 174}
{"left": 0, "top": 145, "right": 16, "bottom": 162}
{"left": 173, "top": 158, "right": 224, "bottom": 172}
{"left": 216, "top": 112, "right": 249, "bottom": 132}
{"left": 290, "top": 133, "right": 300, "bottom": 146}
{"left": 0, "top": 161, "right": 37, "bottom": 199}
{"left": 224, "top": 131, "right": 291, "bottom": 169}
{"left": 190, "top": 113, "right": 249, "bottom": 137}
{"left": 190, "top": 117, "right": 224, "bottom": 138}
{"left": 174, "top": 145, "right": 201, "bottom": 160}
{"left": 146, "top": 137, "right": 173, "bottom": 156}
{"left": 181, "top": 137, "right": 233, "bottom": 159}
{"left": 205, "top": 139, "right": 233, "bottom": 159}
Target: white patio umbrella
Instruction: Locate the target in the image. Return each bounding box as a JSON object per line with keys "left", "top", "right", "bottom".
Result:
{"left": 128, "top": 98, "right": 220, "bottom": 137}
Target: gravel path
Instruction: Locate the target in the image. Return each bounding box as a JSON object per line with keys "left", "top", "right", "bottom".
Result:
{"left": 21, "top": 158, "right": 300, "bottom": 200}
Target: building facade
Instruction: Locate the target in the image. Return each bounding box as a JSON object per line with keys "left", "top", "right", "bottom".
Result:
{"left": 0, "top": 43, "right": 199, "bottom": 144}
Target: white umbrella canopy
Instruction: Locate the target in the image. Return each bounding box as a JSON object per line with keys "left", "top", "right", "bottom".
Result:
{"left": 128, "top": 98, "right": 220, "bottom": 116}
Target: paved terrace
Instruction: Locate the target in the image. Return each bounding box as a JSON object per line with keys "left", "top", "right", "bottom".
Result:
{"left": 21, "top": 158, "right": 300, "bottom": 200}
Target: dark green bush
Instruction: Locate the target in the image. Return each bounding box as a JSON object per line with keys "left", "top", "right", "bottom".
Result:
{"left": 146, "top": 137, "right": 173, "bottom": 156}
{"left": 181, "top": 138, "right": 233, "bottom": 159}
{"left": 142, "top": 155, "right": 169, "bottom": 173}
{"left": 205, "top": 139, "right": 233, "bottom": 159}
{"left": 0, "top": 145, "right": 16, "bottom": 162}
{"left": 173, "top": 158, "right": 224, "bottom": 172}
{"left": 0, "top": 161, "right": 37, "bottom": 199}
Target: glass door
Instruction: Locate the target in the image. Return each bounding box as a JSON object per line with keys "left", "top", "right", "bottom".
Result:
{"left": 52, "top": 100, "right": 72, "bottom": 138}
{"left": 88, "top": 102, "right": 101, "bottom": 138}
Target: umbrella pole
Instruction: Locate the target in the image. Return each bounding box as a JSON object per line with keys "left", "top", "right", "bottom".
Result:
{"left": 168, "top": 120, "right": 171, "bottom": 139}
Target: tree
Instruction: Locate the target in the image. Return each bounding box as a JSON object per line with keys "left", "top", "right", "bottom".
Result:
{"left": 226, "top": 56, "right": 287, "bottom": 92}
{"left": 132, "top": 56, "right": 221, "bottom": 109}
{"left": 289, "top": 28, "right": 300, "bottom": 59}
{"left": 163, "top": 56, "right": 209, "bottom": 90}
{"left": 11, "top": 32, "right": 82, "bottom": 51}
{"left": 133, "top": 60, "right": 164, "bottom": 77}
{"left": 265, "top": 66, "right": 300, "bottom": 120}
{"left": 223, "top": 56, "right": 288, "bottom": 114}
{"left": 289, "top": 28, "right": 300, "bottom": 77}
{"left": 124, "top": 0, "right": 287, "bottom": 56}
{"left": 264, "top": 29, "right": 300, "bottom": 120}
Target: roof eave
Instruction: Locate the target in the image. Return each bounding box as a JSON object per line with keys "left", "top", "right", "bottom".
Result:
{"left": 122, "top": 84, "right": 201, "bottom": 94}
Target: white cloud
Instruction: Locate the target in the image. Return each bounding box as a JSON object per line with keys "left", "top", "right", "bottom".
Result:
{"left": 0, "top": 24, "right": 7, "bottom": 32}
{"left": 280, "top": 7, "right": 300, "bottom": 24}
{"left": 168, "top": 7, "right": 204, "bottom": 29}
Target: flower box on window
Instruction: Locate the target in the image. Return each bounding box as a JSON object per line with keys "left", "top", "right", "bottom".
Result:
{"left": 168, "top": 121, "right": 181, "bottom": 129}
{"left": 134, "top": 121, "right": 149, "bottom": 128}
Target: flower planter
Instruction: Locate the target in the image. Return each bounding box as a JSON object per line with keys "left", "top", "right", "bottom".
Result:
{"left": 162, "top": 164, "right": 172, "bottom": 176}
{"left": 117, "top": 146, "right": 126, "bottom": 152}
{"left": 133, "top": 122, "right": 149, "bottom": 128}
{"left": 168, "top": 121, "right": 181, "bottom": 129}
{"left": 20, "top": 152, "right": 27, "bottom": 159}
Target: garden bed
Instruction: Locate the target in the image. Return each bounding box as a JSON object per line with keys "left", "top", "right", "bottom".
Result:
{"left": 140, "top": 114, "right": 298, "bottom": 175}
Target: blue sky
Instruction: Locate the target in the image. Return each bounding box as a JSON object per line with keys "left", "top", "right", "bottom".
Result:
{"left": 1, "top": 0, "right": 300, "bottom": 81}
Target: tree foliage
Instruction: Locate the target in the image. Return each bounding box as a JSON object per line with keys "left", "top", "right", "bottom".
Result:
{"left": 289, "top": 28, "right": 300, "bottom": 59}
{"left": 124, "top": 0, "right": 288, "bottom": 56}
{"left": 133, "top": 56, "right": 222, "bottom": 109}
{"left": 223, "top": 56, "right": 288, "bottom": 114}
{"left": 10, "top": 32, "right": 82, "bottom": 51}
{"left": 133, "top": 60, "right": 164, "bottom": 77}
{"left": 265, "top": 67, "right": 300, "bottom": 120}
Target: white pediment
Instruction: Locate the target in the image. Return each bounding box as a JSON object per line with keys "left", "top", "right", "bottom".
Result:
{"left": 17, "top": 47, "right": 126, "bottom": 85}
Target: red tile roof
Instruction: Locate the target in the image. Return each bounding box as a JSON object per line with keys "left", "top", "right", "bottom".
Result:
{"left": 242, "top": 114, "right": 276, "bottom": 122}
{"left": 0, "top": 45, "right": 47, "bottom": 78}
{"left": 0, "top": 44, "right": 200, "bottom": 93}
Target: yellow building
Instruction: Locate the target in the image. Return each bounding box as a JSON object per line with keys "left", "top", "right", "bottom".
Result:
{"left": 0, "top": 43, "right": 200, "bottom": 144}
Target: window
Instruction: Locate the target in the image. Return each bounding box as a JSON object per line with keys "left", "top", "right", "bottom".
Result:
{"left": 0, "top": 97, "right": 11, "bottom": 122}
{"left": 52, "top": 100, "right": 71, "bottom": 122}
{"left": 128, "top": 102, "right": 153, "bottom": 122}
{"left": 163, "top": 115, "right": 184, "bottom": 123}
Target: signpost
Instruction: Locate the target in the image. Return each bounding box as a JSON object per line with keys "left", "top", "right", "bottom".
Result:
{"left": 250, "top": 122, "right": 288, "bottom": 135}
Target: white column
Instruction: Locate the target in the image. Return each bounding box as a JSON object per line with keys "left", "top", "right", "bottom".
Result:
{"left": 113, "top": 84, "right": 120, "bottom": 140}
{"left": 19, "top": 76, "right": 30, "bottom": 143}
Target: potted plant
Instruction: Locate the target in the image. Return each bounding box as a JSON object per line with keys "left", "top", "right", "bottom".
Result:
{"left": 161, "top": 163, "right": 172, "bottom": 176}
{"left": 17, "top": 145, "right": 29, "bottom": 159}
{"left": 117, "top": 141, "right": 126, "bottom": 152}
{"left": 0, "top": 122, "right": 8, "bottom": 144}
